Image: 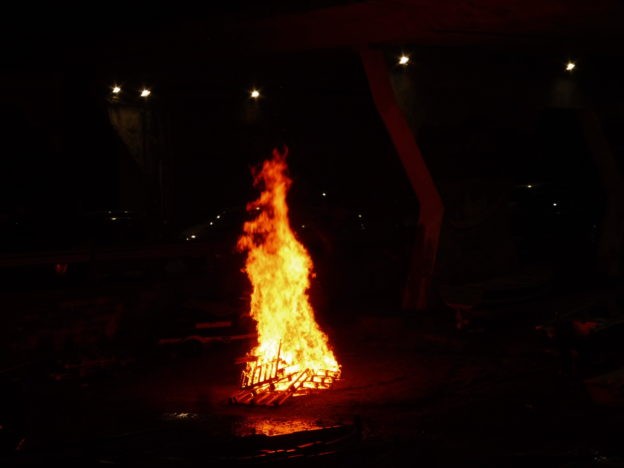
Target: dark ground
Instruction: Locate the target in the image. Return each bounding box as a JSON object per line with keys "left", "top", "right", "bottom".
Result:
{"left": 2, "top": 284, "right": 624, "bottom": 467}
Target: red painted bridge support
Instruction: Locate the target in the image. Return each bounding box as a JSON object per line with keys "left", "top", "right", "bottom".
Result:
{"left": 359, "top": 47, "right": 444, "bottom": 311}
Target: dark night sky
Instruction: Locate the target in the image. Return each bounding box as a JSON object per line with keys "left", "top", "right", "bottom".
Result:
{"left": 0, "top": 0, "right": 621, "bottom": 262}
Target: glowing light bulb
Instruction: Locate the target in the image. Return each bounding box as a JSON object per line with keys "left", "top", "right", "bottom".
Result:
{"left": 553, "top": 202, "right": 558, "bottom": 207}
{"left": 250, "top": 89, "right": 260, "bottom": 99}
{"left": 527, "top": 184, "right": 533, "bottom": 189}
{"left": 140, "top": 88, "right": 151, "bottom": 98}
{"left": 322, "top": 192, "right": 327, "bottom": 197}
{"left": 566, "top": 61, "right": 576, "bottom": 71}
{"left": 398, "top": 55, "right": 410, "bottom": 65}
{"left": 112, "top": 85, "right": 121, "bottom": 94}
{"left": 190, "top": 234, "right": 196, "bottom": 239}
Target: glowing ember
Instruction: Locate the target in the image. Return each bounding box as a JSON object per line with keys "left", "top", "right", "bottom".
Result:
{"left": 232, "top": 147, "right": 340, "bottom": 406}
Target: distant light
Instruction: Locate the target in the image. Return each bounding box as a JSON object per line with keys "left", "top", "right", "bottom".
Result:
{"left": 553, "top": 202, "right": 558, "bottom": 207}
{"left": 216, "top": 215, "right": 221, "bottom": 219}
{"left": 111, "top": 217, "right": 117, "bottom": 221}
{"left": 163, "top": 412, "right": 198, "bottom": 420}
{"left": 398, "top": 55, "right": 410, "bottom": 65}
{"left": 112, "top": 85, "right": 121, "bottom": 94}
{"left": 526, "top": 184, "right": 533, "bottom": 189}
{"left": 566, "top": 61, "right": 576, "bottom": 71}
{"left": 358, "top": 214, "right": 363, "bottom": 218}
{"left": 256, "top": 207, "right": 260, "bottom": 211}
{"left": 210, "top": 222, "right": 214, "bottom": 225}
{"left": 190, "top": 234, "right": 196, "bottom": 239}
{"left": 140, "top": 88, "right": 151, "bottom": 98}
{"left": 250, "top": 89, "right": 260, "bottom": 99}
{"left": 322, "top": 192, "right": 327, "bottom": 197}
{"left": 301, "top": 225, "right": 306, "bottom": 229}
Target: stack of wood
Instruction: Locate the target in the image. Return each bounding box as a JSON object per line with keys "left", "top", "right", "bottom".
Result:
{"left": 230, "top": 351, "right": 339, "bottom": 406}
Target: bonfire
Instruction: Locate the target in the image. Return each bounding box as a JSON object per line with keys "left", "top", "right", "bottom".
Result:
{"left": 230, "top": 147, "right": 340, "bottom": 406}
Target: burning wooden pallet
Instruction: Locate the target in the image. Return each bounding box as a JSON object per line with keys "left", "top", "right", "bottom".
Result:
{"left": 230, "top": 350, "right": 340, "bottom": 406}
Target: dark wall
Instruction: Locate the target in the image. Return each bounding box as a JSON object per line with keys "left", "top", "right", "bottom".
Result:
{"left": 389, "top": 47, "right": 610, "bottom": 284}
{"left": 1, "top": 44, "right": 622, "bottom": 303}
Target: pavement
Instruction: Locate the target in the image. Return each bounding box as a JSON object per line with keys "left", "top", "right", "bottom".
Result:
{"left": 3, "top": 289, "right": 624, "bottom": 467}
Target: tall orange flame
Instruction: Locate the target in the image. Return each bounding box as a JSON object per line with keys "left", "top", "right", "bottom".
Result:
{"left": 237, "top": 147, "right": 339, "bottom": 392}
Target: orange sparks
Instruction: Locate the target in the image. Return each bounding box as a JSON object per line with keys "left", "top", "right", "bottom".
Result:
{"left": 237, "top": 147, "right": 340, "bottom": 397}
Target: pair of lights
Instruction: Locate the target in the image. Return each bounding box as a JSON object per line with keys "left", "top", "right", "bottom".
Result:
{"left": 397, "top": 54, "right": 576, "bottom": 71}
{"left": 398, "top": 56, "right": 575, "bottom": 71}
{"left": 402, "top": 55, "right": 575, "bottom": 70}
{"left": 399, "top": 56, "right": 576, "bottom": 70}
{"left": 117, "top": 69, "right": 421, "bottom": 100}
{"left": 525, "top": 185, "right": 559, "bottom": 207}
{"left": 111, "top": 85, "right": 151, "bottom": 98}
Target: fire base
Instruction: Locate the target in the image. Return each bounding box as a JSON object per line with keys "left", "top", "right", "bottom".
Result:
{"left": 230, "top": 357, "right": 340, "bottom": 406}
